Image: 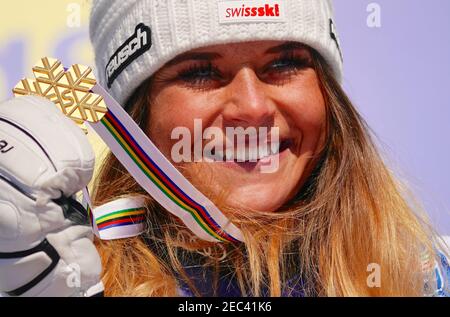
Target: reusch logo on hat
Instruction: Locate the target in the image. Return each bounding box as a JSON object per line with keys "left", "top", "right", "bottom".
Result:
{"left": 218, "top": 0, "right": 286, "bottom": 24}
{"left": 106, "top": 23, "right": 152, "bottom": 88}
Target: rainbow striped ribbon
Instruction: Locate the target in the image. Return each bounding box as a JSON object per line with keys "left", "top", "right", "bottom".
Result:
{"left": 87, "top": 85, "right": 243, "bottom": 243}
{"left": 91, "top": 197, "right": 147, "bottom": 240}
{"left": 96, "top": 207, "right": 145, "bottom": 231}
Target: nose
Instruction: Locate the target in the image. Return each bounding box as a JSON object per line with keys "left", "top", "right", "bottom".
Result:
{"left": 221, "top": 67, "right": 275, "bottom": 127}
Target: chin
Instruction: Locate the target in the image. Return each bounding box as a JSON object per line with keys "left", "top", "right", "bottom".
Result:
{"left": 224, "top": 186, "right": 293, "bottom": 213}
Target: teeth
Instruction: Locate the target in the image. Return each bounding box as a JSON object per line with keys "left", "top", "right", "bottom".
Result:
{"left": 204, "top": 142, "right": 283, "bottom": 162}
{"left": 248, "top": 147, "right": 259, "bottom": 162}
{"left": 229, "top": 143, "right": 281, "bottom": 162}
{"left": 258, "top": 145, "right": 268, "bottom": 159}
{"left": 236, "top": 149, "right": 246, "bottom": 162}
{"left": 224, "top": 148, "right": 234, "bottom": 161}
{"left": 270, "top": 142, "right": 281, "bottom": 156}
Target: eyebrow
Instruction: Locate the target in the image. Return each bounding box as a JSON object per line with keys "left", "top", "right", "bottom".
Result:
{"left": 165, "top": 52, "right": 222, "bottom": 67}
{"left": 264, "top": 41, "right": 308, "bottom": 54}
{"left": 164, "top": 42, "right": 308, "bottom": 67}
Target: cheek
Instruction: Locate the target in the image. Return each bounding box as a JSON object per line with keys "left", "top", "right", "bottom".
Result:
{"left": 147, "top": 88, "right": 220, "bottom": 156}
{"left": 278, "top": 76, "right": 326, "bottom": 141}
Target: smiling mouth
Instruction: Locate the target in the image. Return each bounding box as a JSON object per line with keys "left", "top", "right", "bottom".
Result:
{"left": 206, "top": 139, "right": 293, "bottom": 164}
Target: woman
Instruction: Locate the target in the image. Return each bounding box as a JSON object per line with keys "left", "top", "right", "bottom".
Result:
{"left": 2, "top": 0, "right": 449, "bottom": 299}
{"left": 86, "top": 0, "right": 450, "bottom": 297}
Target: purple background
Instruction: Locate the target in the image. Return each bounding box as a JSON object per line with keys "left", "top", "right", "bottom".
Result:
{"left": 334, "top": 0, "right": 449, "bottom": 234}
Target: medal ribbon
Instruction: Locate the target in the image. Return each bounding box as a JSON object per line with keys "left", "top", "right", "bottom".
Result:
{"left": 88, "top": 85, "right": 243, "bottom": 243}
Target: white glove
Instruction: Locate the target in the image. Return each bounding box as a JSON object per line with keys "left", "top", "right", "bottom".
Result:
{"left": 0, "top": 96, "right": 103, "bottom": 297}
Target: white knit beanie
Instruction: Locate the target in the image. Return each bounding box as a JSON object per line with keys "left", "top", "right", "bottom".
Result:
{"left": 89, "top": 0, "right": 343, "bottom": 106}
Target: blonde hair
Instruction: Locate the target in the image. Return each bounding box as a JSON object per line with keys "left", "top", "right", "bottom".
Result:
{"left": 91, "top": 49, "right": 445, "bottom": 297}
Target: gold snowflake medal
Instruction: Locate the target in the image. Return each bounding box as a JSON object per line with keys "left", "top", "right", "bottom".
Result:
{"left": 12, "top": 57, "right": 107, "bottom": 133}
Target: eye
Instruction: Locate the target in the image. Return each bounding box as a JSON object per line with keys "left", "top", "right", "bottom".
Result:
{"left": 262, "top": 53, "right": 312, "bottom": 83}
{"left": 177, "top": 63, "right": 222, "bottom": 88}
